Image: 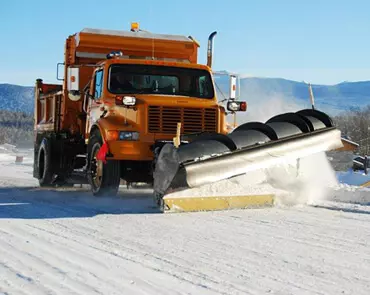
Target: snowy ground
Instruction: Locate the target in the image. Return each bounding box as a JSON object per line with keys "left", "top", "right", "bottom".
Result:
{"left": 1, "top": 146, "right": 370, "bottom": 295}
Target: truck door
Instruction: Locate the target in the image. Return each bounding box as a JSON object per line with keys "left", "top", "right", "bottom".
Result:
{"left": 85, "top": 69, "right": 104, "bottom": 137}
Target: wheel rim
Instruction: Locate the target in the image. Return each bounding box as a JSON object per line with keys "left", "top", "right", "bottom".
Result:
{"left": 91, "top": 143, "right": 103, "bottom": 189}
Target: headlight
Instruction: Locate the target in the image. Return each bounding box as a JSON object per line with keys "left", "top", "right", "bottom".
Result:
{"left": 119, "top": 131, "right": 139, "bottom": 141}
{"left": 227, "top": 101, "right": 240, "bottom": 111}
{"left": 123, "top": 96, "right": 136, "bottom": 106}
{"left": 115, "top": 96, "right": 136, "bottom": 106}
{"left": 226, "top": 100, "right": 247, "bottom": 112}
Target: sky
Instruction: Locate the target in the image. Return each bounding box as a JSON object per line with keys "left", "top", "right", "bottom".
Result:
{"left": 1, "top": 0, "right": 369, "bottom": 86}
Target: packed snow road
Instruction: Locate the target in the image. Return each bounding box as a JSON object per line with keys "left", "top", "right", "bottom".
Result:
{"left": 1, "top": 148, "right": 370, "bottom": 295}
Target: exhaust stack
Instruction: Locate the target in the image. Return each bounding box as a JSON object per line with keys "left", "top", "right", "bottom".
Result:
{"left": 207, "top": 31, "right": 217, "bottom": 68}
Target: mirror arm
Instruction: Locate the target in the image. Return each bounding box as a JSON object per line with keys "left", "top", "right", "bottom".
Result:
{"left": 86, "top": 93, "right": 95, "bottom": 100}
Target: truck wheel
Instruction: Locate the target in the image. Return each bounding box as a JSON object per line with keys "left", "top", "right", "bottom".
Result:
{"left": 38, "top": 137, "right": 54, "bottom": 187}
{"left": 87, "top": 133, "right": 121, "bottom": 196}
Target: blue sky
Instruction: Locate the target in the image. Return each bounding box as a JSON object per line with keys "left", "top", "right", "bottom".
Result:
{"left": 1, "top": 0, "right": 369, "bottom": 86}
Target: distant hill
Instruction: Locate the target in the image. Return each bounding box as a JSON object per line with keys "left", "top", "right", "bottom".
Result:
{"left": 214, "top": 76, "right": 370, "bottom": 123}
{"left": 0, "top": 84, "right": 34, "bottom": 114}
{"left": 239, "top": 78, "right": 370, "bottom": 115}
{"left": 0, "top": 110, "right": 33, "bottom": 145}
{"left": 1, "top": 78, "right": 370, "bottom": 119}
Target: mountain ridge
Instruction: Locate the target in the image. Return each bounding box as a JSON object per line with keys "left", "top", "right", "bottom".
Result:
{"left": 2, "top": 77, "right": 370, "bottom": 116}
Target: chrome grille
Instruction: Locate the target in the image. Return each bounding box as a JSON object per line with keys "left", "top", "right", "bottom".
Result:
{"left": 148, "top": 106, "right": 217, "bottom": 134}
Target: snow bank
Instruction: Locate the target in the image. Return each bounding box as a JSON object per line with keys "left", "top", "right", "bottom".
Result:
{"left": 330, "top": 183, "right": 370, "bottom": 205}
{"left": 0, "top": 148, "right": 37, "bottom": 187}
{"left": 0, "top": 143, "right": 17, "bottom": 153}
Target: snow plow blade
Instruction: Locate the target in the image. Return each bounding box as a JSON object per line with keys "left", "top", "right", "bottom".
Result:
{"left": 153, "top": 109, "right": 343, "bottom": 212}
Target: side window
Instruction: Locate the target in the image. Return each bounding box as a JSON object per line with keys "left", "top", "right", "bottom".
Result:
{"left": 94, "top": 70, "right": 103, "bottom": 99}
{"left": 198, "top": 76, "right": 210, "bottom": 97}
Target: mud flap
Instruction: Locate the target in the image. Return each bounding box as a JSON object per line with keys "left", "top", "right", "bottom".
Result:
{"left": 96, "top": 142, "right": 109, "bottom": 164}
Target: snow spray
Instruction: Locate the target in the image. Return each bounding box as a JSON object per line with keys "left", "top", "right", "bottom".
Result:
{"left": 238, "top": 93, "right": 339, "bottom": 206}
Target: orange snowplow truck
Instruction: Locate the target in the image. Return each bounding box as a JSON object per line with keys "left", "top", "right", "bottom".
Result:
{"left": 33, "top": 24, "right": 246, "bottom": 195}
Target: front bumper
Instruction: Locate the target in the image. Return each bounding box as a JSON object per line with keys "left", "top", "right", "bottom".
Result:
{"left": 106, "top": 140, "right": 154, "bottom": 161}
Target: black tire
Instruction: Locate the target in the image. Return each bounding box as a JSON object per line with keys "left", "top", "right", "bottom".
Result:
{"left": 37, "top": 137, "right": 54, "bottom": 187}
{"left": 87, "top": 132, "right": 121, "bottom": 196}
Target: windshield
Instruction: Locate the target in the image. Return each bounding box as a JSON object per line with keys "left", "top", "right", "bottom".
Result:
{"left": 108, "top": 64, "right": 214, "bottom": 99}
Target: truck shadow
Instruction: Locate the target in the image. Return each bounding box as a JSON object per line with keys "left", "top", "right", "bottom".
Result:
{"left": 0, "top": 186, "right": 162, "bottom": 219}
{"left": 311, "top": 204, "right": 370, "bottom": 215}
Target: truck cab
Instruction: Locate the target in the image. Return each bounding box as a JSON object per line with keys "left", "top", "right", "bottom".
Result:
{"left": 83, "top": 57, "right": 226, "bottom": 161}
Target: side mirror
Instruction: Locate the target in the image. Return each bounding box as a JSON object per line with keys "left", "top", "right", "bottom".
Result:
{"left": 67, "top": 66, "right": 80, "bottom": 101}
{"left": 229, "top": 75, "right": 237, "bottom": 99}
{"left": 56, "top": 63, "right": 65, "bottom": 81}
{"left": 227, "top": 100, "right": 247, "bottom": 112}
{"left": 67, "top": 67, "right": 79, "bottom": 91}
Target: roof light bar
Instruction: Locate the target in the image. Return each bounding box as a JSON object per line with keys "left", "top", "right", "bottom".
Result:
{"left": 106, "top": 51, "right": 123, "bottom": 59}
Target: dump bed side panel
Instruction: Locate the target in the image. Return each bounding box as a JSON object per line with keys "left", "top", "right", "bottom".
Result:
{"left": 34, "top": 80, "right": 62, "bottom": 132}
